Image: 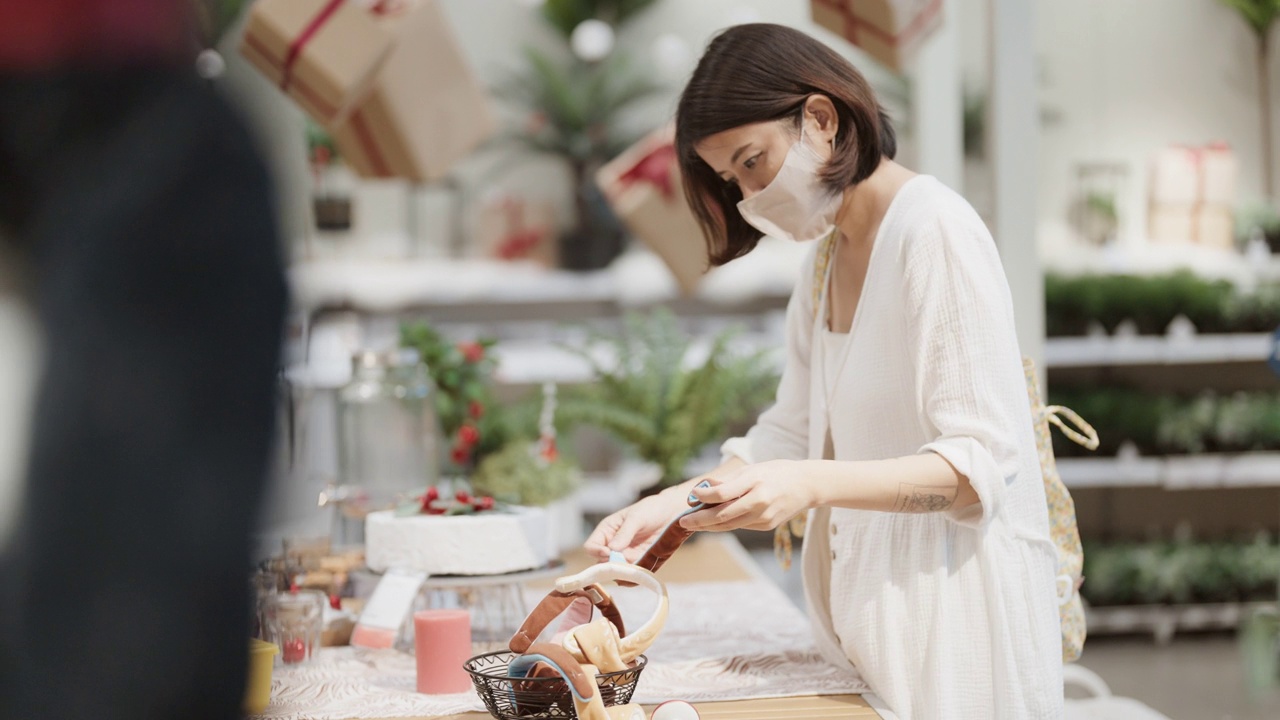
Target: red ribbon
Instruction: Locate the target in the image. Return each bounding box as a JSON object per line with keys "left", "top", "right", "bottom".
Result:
{"left": 618, "top": 142, "right": 678, "bottom": 201}
{"left": 281, "top": 0, "right": 347, "bottom": 92}
{"left": 495, "top": 199, "right": 546, "bottom": 260}
{"left": 1170, "top": 142, "right": 1231, "bottom": 243}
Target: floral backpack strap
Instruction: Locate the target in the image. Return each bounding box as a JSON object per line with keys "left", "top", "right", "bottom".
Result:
{"left": 1024, "top": 356, "right": 1095, "bottom": 663}
{"left": 773, "top": 231, "right": 839, "bottom": 571}
{"left": 1045, "top": 405, "right": 1100, "bottom": 451}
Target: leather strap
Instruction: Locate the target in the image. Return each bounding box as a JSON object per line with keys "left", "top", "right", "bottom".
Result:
{"left": 621, "top": 502, "right": 719, "bottom": 585}
{"left": 511, "top": 642, "right": 597, "bottom": 701}
{"left": 509, "top": 584, "right": 624, "bottom": 653}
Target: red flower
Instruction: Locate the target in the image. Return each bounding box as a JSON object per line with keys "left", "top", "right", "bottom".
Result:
{"left": 469, "top": 400, "right": 485, "bottom": 420}
{"left": 458, "top": 424, "right": 480, "bottom": 447}
{"left": 329, "top": 594, "right": 342, "bottom": 610}
{"left": 459, "top": 341, "right": 485, "bottom": 363}
{"left": 425, "top": 504, "right": 447, "bottom": 516}
{"left": 451, "top": 446, "right": 471, "bottom": 465}
{"left": 419, "top": 486, "right": 439, "bottom": 512}
{"left": 472, "top": 496, "right": 495, "bottom": 511}
{"left": 455, "top": 489, "right": 472, "bottom": 504}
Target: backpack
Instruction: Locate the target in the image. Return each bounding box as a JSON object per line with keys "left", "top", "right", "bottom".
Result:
{"left": 773, "top": 232, "right": 1097, "bottom": 663}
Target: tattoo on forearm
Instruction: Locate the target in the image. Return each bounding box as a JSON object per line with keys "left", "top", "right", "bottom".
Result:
{"left": 893, "top": 483, "right": 957, "bottom": 513}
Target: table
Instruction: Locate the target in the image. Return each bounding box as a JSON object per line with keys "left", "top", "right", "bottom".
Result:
{"left": 380, "top": 536, "right": 884, "bottom": 720}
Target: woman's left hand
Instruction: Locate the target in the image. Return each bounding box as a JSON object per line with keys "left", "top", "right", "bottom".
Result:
{"left": 679, "top": 460, "right": 818, "bottom": 532}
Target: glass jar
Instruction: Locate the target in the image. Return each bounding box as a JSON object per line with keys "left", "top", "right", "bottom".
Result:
{"left": 335, "top": 350, "right": 439, "bottom": 533}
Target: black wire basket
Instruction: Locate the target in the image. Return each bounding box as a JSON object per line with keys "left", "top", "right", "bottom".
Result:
{"left": 464, "top": 651, "right": 647, "bottom": 719}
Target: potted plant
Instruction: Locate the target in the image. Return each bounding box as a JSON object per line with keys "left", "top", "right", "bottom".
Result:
{"left": 307, "top": 120, "right": 353, "bottom": 232}
{"left": 556, "top": 309, "right": 779, "bottom": 496}
{"left": 399, "top": 322, "right": 512, "bottom": 474}
{"left": 1236, "top": 200, "right": 1280, "bottom": 253}
{"left": 493, "top": 0, "right": 665, "bottom": 271}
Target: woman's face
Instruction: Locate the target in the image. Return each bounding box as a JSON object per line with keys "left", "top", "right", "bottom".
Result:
{"left": 694, "top": 97, "right": 838, "bottom": 200}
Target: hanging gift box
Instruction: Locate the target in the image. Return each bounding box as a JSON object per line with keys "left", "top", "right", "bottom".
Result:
{"left": 810, "top": 0, "right": 944, "bottom": 73}
{"left": 472, "top": 195, "right": 558, "bottom": 266}
{"left": 333, "top": 0, "right": 496, "bottom": 183}
{"left": 239, "top": 0, "right": 394, "bottom": 128}
{"left": 597, "top": 125, "right": 708, "bottom": 296}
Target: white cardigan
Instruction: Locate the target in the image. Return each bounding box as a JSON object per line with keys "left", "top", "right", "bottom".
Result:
{"left": 721, "top": 177, "right": 1064, "bottom": 719}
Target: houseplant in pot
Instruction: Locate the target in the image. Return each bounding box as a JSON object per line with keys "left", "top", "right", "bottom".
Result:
{"left": 556, "top": 308, "right": 779, "bottom": 497}
{"left": 493, "top": 0, "right": 665, "bottom": 270}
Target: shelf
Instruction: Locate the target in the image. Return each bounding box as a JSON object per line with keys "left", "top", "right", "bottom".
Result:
{"left": 1086, "top": 601, "right": 1273, "bottom": 644}
{"left": 1045, "top": 333, "right": 1275, "bottom": 368}
{"left": 1059, "top": 453, "right": 1280, "bottom": 490}
{"left": 288, "top": 240, "right": 806, "bottom": 313}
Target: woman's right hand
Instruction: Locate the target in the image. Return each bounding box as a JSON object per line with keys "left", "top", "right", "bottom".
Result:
{"left": 583, "top": 489, "right": 690, "bottom": 563}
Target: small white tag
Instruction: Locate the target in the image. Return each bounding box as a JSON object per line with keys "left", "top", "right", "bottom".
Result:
{"left": 357, "top": 567, "right": 428, "bottom": 631}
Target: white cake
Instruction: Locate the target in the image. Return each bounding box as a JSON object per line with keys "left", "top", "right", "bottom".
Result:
{"left": 364, "top": 506, "right": 551, "bottom": 576}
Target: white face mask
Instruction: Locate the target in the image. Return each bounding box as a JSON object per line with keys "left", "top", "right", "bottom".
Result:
{"left": 736, "top": 127, "right": 842, "bottom": 243}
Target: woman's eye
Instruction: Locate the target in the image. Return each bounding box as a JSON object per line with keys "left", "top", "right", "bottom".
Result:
{"left": 743, "top": 154, "right": 760, "bottom": 170}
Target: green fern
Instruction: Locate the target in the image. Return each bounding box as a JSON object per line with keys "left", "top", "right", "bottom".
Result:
{"left": 558, "top": 309, "right": 780, "bottom": 487}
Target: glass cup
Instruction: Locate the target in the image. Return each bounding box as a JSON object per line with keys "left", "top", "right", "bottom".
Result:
{"left": 267, "top": 590, "right": 326, "bottom": 666}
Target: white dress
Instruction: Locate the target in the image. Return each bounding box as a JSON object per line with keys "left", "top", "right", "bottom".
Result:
{"left": 721, "top": 176, "right": 1064, "bottom": 719}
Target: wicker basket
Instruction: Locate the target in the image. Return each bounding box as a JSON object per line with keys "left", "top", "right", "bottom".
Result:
{"left": 464, "top": 651, "right": 646, "bottom": 719}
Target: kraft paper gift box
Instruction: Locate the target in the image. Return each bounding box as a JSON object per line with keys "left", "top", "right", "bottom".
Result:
{"left": 240, "top": 0, "right": 394, "bottom": 128}
{"left": 597, "top": 126, "right": 708, "bottom": 296}
{"left": 811, "top": 0, "right": 944, "bottom": 72}
{"left": 472, "top": 195, "right": 559, "bottom": 267}
{"left": 334, "top": 0, "right": 496, "bottom": 183}
{"left": 1149, "top": 143, "right": 1238, "bottom": 207}
{"left": 1148, "top": 205, "right": 1234, "bottom": 249}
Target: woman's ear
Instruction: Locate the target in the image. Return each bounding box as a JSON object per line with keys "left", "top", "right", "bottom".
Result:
{"left": 803, "top": 94, "right": 839, "bottom": 146}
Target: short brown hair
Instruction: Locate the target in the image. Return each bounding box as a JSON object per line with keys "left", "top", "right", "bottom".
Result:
{"left": 675, "top": 23, "right": 897, "bottom": 266}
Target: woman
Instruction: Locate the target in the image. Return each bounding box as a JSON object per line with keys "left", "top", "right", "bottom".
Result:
{"left": 585, "top": 23, "right": 1063, "bottom": 719}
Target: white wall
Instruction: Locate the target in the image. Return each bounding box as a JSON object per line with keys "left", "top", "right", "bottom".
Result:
{"left": 1031, "top": 0, "right": 1274, "bottom": 248}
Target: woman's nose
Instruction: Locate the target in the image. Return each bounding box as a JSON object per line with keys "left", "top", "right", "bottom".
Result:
{"left": 739, "top": 184, "right": 761, "bottom": 201}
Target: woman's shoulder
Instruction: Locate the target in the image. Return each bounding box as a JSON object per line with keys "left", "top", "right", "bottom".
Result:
{"left": 890, "top": 176, "right": 996, "bottom": 260}
{"left": 894, "top": 176, "right": 987, "bottom": 232}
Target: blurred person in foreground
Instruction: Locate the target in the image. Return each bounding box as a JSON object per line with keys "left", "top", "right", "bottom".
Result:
{"left": 0, "top": 2, "right": 287, "bottom": 718}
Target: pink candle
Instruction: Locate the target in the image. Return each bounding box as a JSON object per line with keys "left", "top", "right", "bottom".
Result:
{"left": 414, "top": 609, "right": 472, "bottom": 694}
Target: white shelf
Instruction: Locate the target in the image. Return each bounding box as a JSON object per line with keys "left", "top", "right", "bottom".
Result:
{"left": 1045, "top": 333, "right": 1274, "bottom": 368}
{"left": 1059, "top": 453, "right": 1280, "bottom": 489}
{"left": 1086, "top": 601, "right": 1273, "bottom": 644}
{"left": 289, "top": 239, "right": 807, "bottom": 313}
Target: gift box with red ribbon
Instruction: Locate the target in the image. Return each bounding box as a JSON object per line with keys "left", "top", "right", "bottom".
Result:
{"left": 239, "top": 0, "right": 394, "bottom": 128}
{"left": 811, "top": 0, "right": 944, "bottom": 73}
{"left": 597, "top": 125, "right": 708, "bottom": 296}
{"left": 1148, "top": 143, "right": 1237, "bottom": 249}
{"left": 332, "top": 0, "right": 496, "bottom": 183}
{"left": 472, "top": 195, "right": 558, "bottom": 267}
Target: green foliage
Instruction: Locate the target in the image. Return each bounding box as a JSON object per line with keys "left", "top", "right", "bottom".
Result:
{"left": 1083, "top": 534, "right": 1280, "bottom": 606}
{"left": 1048, "top": 387, "right": 1280, "bottom": 456}
{"left": 556, "top": 309, "right": 780, "bottom": 487}
{"left": 306, "top": 119, "right": 340, "bottom": 163}
{"left": 494, "top": 47, "right": 663, "bottom": 163}
{"left": 471, "top": 440, "right": 581, "bottom": 506}
{"left": 1044, "top": 271, "right": 1263, "bottom": 336}
{"left": 1219, "top": 0, "right": 1280, "bottom": 39}
{"left": 539, "top": 0, "right": 660, "bottom": 37}
{"left": 400, "top": 322, "right": 512, "bottom": 468}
